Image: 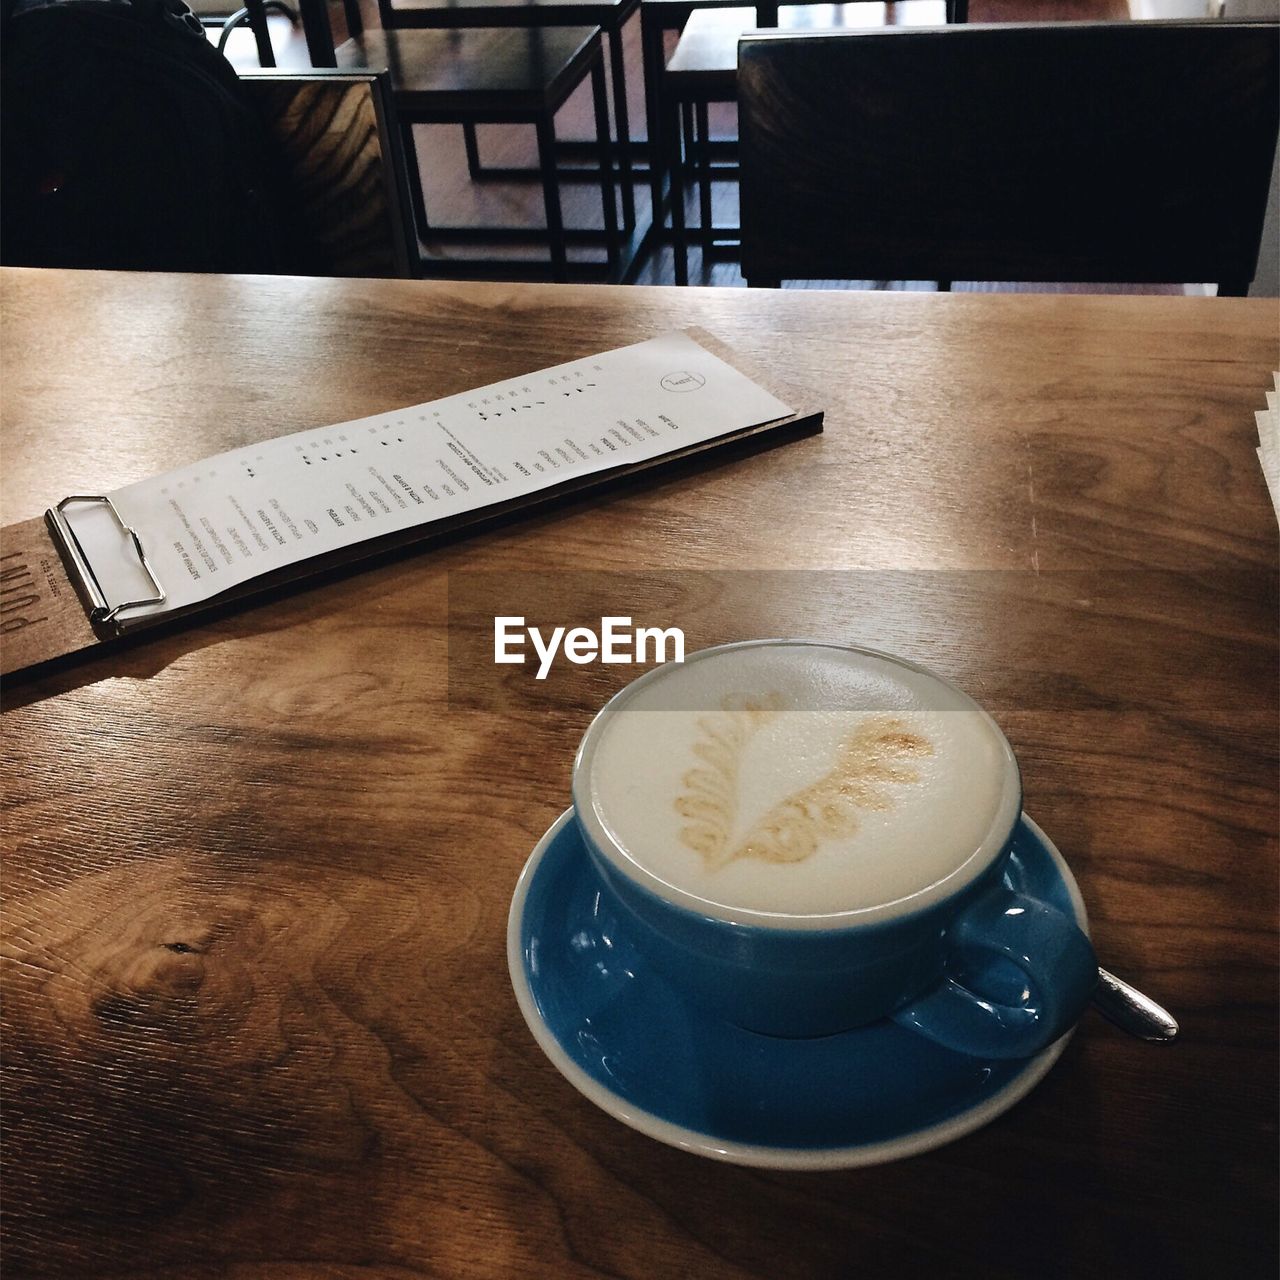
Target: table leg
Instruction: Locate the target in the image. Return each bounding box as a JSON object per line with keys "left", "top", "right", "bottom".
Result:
{"left": 536, "top": 115, "right": 569, "bottom": 282}
{"left": 591, "top": 59, "right": 621, "bottom": 280}
{"left": 605, "top": 24, "right": 636, "bottom": 232}
{"left": 666, "top": 96, "right": 687, "bottom": 286}
{"left": 642, "top": 7, "right": 667, "bottom": 244}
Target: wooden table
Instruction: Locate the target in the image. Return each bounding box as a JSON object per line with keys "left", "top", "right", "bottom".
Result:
{"left": 2, "top": 268, "right": 1276, "bottom": 1279}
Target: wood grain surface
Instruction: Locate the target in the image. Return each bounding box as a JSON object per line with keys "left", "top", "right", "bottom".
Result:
{"left": 2, "top": 268, "right": 1277, "bottom": 1279}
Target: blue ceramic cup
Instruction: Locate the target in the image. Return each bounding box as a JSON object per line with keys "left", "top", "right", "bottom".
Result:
{"left": 571, "top": 641, "right": 1098, "bottom": 1059}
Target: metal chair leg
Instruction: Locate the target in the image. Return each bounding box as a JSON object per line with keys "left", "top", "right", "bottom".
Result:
{"left": 641, "top": 8, "right": 667, "bottom": 247}
{"left": 696, "top": 99, "right": 712, "bottom": 245}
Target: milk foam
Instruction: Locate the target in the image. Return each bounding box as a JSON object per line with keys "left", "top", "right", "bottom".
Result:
{"left": 583, "top": 644, "right": 1017, "bottom": 918}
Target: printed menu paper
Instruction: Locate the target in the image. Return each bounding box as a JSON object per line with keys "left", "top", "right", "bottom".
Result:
{"left": 57, "top": 331, "right": 796, "bottom": 629}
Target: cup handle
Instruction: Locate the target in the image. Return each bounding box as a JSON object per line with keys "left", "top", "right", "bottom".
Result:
{"left": 891, "top": 889, "right": 1098, "bottom": 1060}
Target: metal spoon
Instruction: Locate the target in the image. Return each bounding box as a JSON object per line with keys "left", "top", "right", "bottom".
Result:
{"left": 1091, "top": 967, "right": 1179, "bottom": 1042}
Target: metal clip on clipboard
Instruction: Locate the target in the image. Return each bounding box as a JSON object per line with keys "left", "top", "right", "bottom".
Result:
{"left": 45, "top": 495, "right": 166, "bottom": 633}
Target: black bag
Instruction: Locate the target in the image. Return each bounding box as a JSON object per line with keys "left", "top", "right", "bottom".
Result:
{"left": 1, "top": 0, "right": 296, "bottom": 273}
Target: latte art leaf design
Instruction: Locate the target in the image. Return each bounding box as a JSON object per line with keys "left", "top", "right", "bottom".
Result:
{"left": 675, "top": 701, "right": 934, "bottom": 870}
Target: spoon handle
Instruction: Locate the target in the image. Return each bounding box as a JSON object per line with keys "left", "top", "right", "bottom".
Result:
{"left": 1092, "top": 967, "right": 1179, "bottom": 1042}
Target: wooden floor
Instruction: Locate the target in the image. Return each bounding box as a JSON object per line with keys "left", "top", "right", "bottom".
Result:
{"left": 220, "top": 0, "right": 1198, "bottom": 292}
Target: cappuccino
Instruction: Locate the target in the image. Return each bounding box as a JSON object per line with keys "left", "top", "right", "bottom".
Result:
{"left": 578, "top": 642, "right": 1020, "bottom": 920}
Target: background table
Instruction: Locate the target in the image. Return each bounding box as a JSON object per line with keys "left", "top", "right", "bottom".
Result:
{"left": 2, "top": 268, "right": 1276, "bottom": 1279}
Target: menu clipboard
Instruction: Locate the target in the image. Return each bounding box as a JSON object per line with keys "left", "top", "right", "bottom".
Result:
{"left": 1, "top": 328, "right": 822, "bottom": 681}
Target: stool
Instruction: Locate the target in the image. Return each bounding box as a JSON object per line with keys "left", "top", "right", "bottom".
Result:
{"left": 337, "top": 28, "right": 619, "bottom": 282}
{"left": 641, "top": 0, "right": 764, "bottom": 246}
{"left": 373, "top": 0, "right": 642, "bottom": 236}
{"left": 662, "top": 5, "right": 740, "bottom": 285}
{"left": 661, "top": 1, "right": 954, "bottom": 284}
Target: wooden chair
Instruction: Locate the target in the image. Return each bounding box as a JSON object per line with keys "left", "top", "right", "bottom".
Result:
{"left": 239, "top": 69, "right": 418, "bottom": 277}
{"left": 738, "top": 21, "right": 1280, "bottom": 293}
